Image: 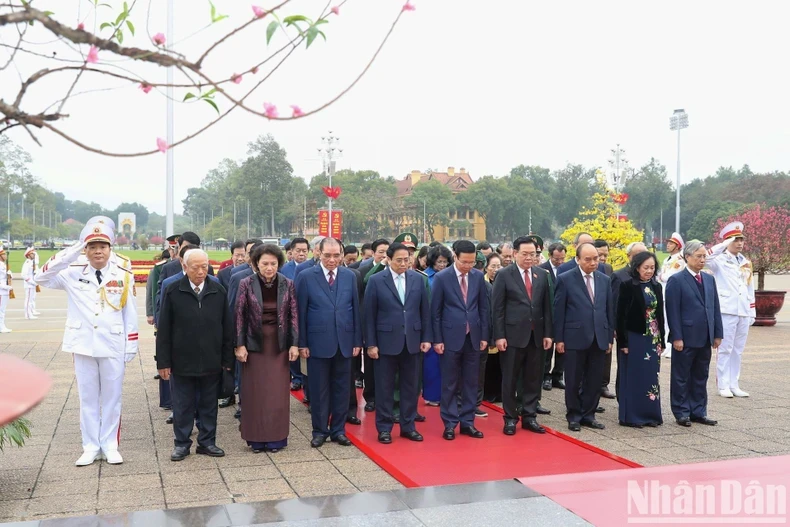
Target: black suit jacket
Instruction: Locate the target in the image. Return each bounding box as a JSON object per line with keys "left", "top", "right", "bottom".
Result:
{"left": 492, "top": 264, "right": 553, "bottom": 348}
{"left": 616, "top": 278, "right": 665, "bottom": 347}
{"left": 610, "top": 264, "right": 631, "bottom": 318}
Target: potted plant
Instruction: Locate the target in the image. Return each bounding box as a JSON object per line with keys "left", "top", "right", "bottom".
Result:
{"left": 716, "top": 204, "right": 790, "bottom": 326}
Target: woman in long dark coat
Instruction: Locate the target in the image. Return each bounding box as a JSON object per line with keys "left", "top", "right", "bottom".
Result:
{"left": 235, "top": 244, "right": 299, "bottom": 453}
{"left": 616, "top": 251, "right": 665, "bottom": 428}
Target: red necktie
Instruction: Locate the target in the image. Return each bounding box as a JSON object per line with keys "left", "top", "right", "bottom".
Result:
{"left": 328, "top": 270, "right": 335, "bottom": 287}
{"left": 695, "top": 273, "right": 702, "bottom": 284}
{"left": 524, "top": 270, "right": 532, "bottom": 300}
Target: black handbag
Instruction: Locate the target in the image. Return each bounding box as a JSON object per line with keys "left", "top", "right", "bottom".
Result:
{"left": 219, "top": 369, "right": 235, "bottom": 399}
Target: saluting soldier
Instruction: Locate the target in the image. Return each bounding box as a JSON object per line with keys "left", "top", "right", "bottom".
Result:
{"left": 657, "top": 232, "right": 686, "bottom": 358}
{"left": 36, "top": 222, "right": 139, "bottom": 466}
{"left": 0, "top": 246, "right": 12, "bottom": 333}
{"left": 21, "top": 247, "right": 39, "bottom": 319}
{"left": 706, "top": 221, "right": 755, "bottom": 398}
{"left": 82, "top": 216, "right": 134, "bottom": 272}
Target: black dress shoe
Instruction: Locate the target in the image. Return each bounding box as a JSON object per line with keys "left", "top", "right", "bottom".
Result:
{"left": 522, "top": 417, "right": 546, "bottom": 434}
{"left": 596, "top": 406, "right": 605, "bottom": 413}
{"left": 392, "top": 413, "right": 401, "bottom": 424}
{"left": 676, "top": 417, "right": 692, "bottom": 427}
{"left": 415, "top": 413, "right": 426, "bottom": 422}
{"left": 378, "top": 431, "right": 392, "bottom": 444}
{"left": 218, "top": 395, "right": 235, "bottom": 408}
{"left": 581, "top": 420, "right": 605, "bottom": 430}
{"left": 165, "top": 413, "right": 174, "bottom": 424}
{"left": 400, "top": 430, "right": 424, "bottom": 442}
{"left": 311, "top": 436, "right": 327, "bottom": 448}
{"left": 196, "top": 445, "right": 225, "bottom": 457}
{"left": 503, "top": 421, "right": 517, "bottom": 436}
{"left": 542, "top": 379, "right": 552, "bottom": 391}
{"left": 170, "top": 446, "right": 189, "bottom": 461}
{"left": 252, "top": 447, "right": 264, "bottom": 454}
{"left": 355, "top": 379, "right": 364, "bottom": 388}
{"left": 364, "top": 402, "right": 375, "bottom": 412}
{"left": 333, "top": 434, "right": 353, "bottom": 446}
{"left": 303, "top": 396, "right": 310, "bottom": 404}
{"left": 536, "top": 403, "right": 551, "bottom": 415}
{"left": 154, "top": 374, "right": 161, "bottom": 380}
{"left": 600, "top": 388, "right": 616, "bottom": 399}
{"left": 691, "top": 416, "right": 717, "bottom": 426}
{"left": 552, "top": 379, "right": 566, "bottom": 389}
{"left": 346, "top": 416, "right": 361, "bottom": 425}
{"left": 568, "top": 422, "right": 581, "bottom": 432}
{"left": 443, "top": 428, "right": 455, "bottom": 440}
{"left": 460, "top": 426, "right": 484, "bottom": 439}
{"left": 290, "top": 381, "right": 302, "bottom": 391}
{"left": 234, "top": 409, "right": 241, "bottom": 420}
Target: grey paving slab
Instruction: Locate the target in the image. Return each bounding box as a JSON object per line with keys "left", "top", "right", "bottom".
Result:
{"left": 253, "top": 510, "right": 425, "bottom": 527}
{"left": 410, "top": 497, "right": 591, "bottom": 526}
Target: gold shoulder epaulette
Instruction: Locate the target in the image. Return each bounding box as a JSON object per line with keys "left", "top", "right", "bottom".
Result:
{"left": 118, "top": 266, "right": 133, "bottom": 274}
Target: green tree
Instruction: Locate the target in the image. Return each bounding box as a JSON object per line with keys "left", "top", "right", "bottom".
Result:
{"left": 551, "top": 164, "right": 598, "bottom": 230}
{"left": 686, "top": 201, "right": 744, "bottom": 241}
{"left": 404, "top": 180, "right": 455, "bottom": 242}
{"left": 622, "top": 158, "right": 674, "bottom": 232}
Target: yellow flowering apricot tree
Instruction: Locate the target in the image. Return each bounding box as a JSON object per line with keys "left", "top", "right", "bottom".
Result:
{"left": 559, "top": 190, "right": 644, "bottom": 269}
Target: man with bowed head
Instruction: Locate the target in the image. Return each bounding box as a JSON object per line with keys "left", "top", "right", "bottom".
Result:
{"left": 666, "top": 240, "right": 722, "bottom": 427}
{"left": 553, "top": 242, "right": 614, "bottom": 432}
{"left": 295, "top": 237, "right": 363, "bottom": 448}
{"left": 36, "top": 222, "right": 138, "bottom": 466}
{"left": 431, "top": 240, "right": 490, "bottom": 441}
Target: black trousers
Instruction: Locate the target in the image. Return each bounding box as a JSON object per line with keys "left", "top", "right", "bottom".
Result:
{"left": 476, "top": 349, "right": 488, "bottom": 408}
{"left": 670, "top": 345, "right": 711, "bottom": 420}
{"left": 543, "top": 344, "right": 564, "bottom": 382}
{"left": 308, "top": 351, "right": 351, "bottom": 439}
{"left": 440, "top": 335, "right": 479, "bottom": 429}
{"left": 171, "top": 372, "right": 220, "bottom": 449}
{"left": 362, "top": 352, "right": 376, "bottom": 403}
{"left": 564, "top": 345, "right": 606, "bottom": 424}
{"left": 501, "top": 335, "right": 542, "bottom": 420}
{"left": 375, "top": 346, "right": 420, "bottom": 433}
{"left": 601, "top": 350, "right": 613, "bottom": 391}
{"left": 353, "top": 354, "right": 363, "bottom": 381}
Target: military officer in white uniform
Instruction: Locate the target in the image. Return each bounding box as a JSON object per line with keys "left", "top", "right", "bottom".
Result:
{"left": 706, "top": 221, "right": 755, "bottom": 398}
{"left": 0, "top": 246, "right": 12, "bottom": 333}
{"left": 657, "top": 232, "right": 686, "bottom": 358}
{"left": 81, "top": 216, "right": 133, "bottom": 272}
{"left": 36, "top": 222, "right": 139, "bottom": 466}
{"left": 21, "top": 247, "right": 39, "bottom": 319}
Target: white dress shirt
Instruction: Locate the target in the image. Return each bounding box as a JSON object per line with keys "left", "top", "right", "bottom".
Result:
{"left": 320, "top": 263, "right": 336, "bottom": 283}
{"left": 189, "top": 280, "right": 203, "bottom": 294}
{"left": 579, "top": 266, "right": 595, "bottom": 297}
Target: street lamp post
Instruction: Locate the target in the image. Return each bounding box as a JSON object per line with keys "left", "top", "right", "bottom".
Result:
{"left": 318, "top": 132, "right": 342, "bottom": 237}
{"left": 669, "top": 109, "right": 689, "bottom": 233}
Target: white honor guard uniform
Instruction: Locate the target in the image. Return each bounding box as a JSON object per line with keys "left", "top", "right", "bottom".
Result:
{"left": 706, "top": 221, "right": 755, "bottom": 398}
{"left": 22, "top": 247, "right": 39, "bottom": 319}
{"left": 35, "top": 222, "right": 139, "bottom": 466}
{"left": 0, "top": 246, "right": 12, "bottom": 332}
{"left": 657, "top": 233, "right": 686, "bottom": 358}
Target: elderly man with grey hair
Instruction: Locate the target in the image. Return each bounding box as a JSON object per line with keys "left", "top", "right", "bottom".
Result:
{"left": 607, "top": 241, "right": 648, "bottom": 400}
{"left": 157, "top": 248, "right": 234, "bottom": 461}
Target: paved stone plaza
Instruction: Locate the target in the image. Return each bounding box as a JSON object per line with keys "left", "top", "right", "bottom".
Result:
{"left": 1, "top": 277, "right": 788, "bottom": 523}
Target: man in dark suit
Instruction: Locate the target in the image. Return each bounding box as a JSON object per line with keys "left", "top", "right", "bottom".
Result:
{"left": 557, "top": 233, "right": 609, "bottom": 276}
{"left": 364, "top": 242, "right": 432, "bottom": 444}
{"left": 356, "top": 238, "right": 390, "bottom": 412}
{"left": 553, "top": 243, "right": 614, "bottom": 432}
{"left": 295, "top": 238, "right": 363, "bottom": 448}
{"left": 281, "top": 237, "right": 309, "bottom": 280}
{"left": 540, "top": 242, "right": 566, "bottom": 391}
{"left": 217, "top": 241, "right": 246, "bottom": 291}
{"left": 293, "top": 236, "right": 324, "bottom": 281}
{"left": 608, "top": 242, "right": 646, "bottom": 400}
{"left": 431, "top": 240, "right": 490, "bottom": 440}
{"left": 593, "top": 239, "right": 614, "bottom": 276}
{"left": 493, "top": 236, "right": 553, "bottom": 435}
{"left": 156, "top": 232, "right": 214, "bottom": 309}
{"left": 666, "top": 240, "right": 722, "bottom": 427}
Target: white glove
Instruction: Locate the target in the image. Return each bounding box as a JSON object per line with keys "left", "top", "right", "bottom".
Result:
{"left": 124, "top": 353, "right": 136, "bottom": 363}
{"left": 748, "top": 317, "right": 756, "bottom": 326}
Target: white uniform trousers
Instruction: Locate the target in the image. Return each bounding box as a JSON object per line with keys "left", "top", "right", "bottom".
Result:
{"left": 0, "top": 295, "right": 8, "bottom": 329}
{"left": 24, "top": 288, "right": 36, "bottom": 318}
{"left": 716, "top": 314, "right": 750, "bottom": 391}
{"left": 73, "top": 354, "right": 125, "bottom": 453}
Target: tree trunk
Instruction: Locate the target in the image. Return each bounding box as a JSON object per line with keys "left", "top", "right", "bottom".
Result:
{"left": 758, "top": 270, "right": 765, "bottom": 291}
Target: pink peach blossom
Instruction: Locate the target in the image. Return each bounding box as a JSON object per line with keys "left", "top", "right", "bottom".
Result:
{"left": 139, "top": 83, "right": 153, "bottom": 94}
{"left": 152, "top": 33, "right": 166, "bottom": 45}
{"left": 231, "top": 73, "right": 242, "bottom": 84}
{"left": 402, "top": 2, "right": 415, "bottom": 11}
{"left": 291, "top": 105, "right": 304, "bottom": 117}
{"left": 77, "top": 22, "right": 85, "bottom": 30}
{"left": 252, "top": 5, "right": 266, "bottom": 18}
{"left": 263, "top": 102, "right": 278, "bottom": 119}
{"left": 86, "top": 45, "right": 99, "bottom": 63}
{"left": 156, "top": 137, "right": 169, "bottom": 153}
{"left": 331, "top": 6, "right": 340, "bottom": 15}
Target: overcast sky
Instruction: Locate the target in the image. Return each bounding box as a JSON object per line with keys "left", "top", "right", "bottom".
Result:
{"left": 3, "top": 0, "right": 789, "bottom": 214}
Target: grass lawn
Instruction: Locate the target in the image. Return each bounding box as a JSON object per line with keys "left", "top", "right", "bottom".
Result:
{"left": 4, "top": 249, "right": 230, "bottom": 273}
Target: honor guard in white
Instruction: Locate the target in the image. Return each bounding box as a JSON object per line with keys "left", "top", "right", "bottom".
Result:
{"left": 706, "top": 221, "right": 755, "bottom": 398}
{"left": 35, "top": 222, "right": 139, "bottom": 466}
{"left": 22, "top": 247, "right": 39, "bottom": 319}
{"left": 657, "top": 232, "right": 686, "bottom": 358}
{"left": 0, "top": 246, "right": 12, "bottom": 332}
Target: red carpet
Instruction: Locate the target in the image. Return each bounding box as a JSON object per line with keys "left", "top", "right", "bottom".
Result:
{"left": 292, "top": 390, "right": 638, "bottom": 488}
{"left": 519, "top": 455, "right": 790, "bottom": 525}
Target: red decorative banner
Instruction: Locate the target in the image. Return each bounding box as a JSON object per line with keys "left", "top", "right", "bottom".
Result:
{"left": 322, "top": 186, "right": 342, "bottom": 200}
{"left": 318, "top": 209, "right": 330, "bottom": 237}
{"left": 331, "top": 210, "right": 343, "bottom": 238}
{"left": 617, "top": 213, "right": 628, "bottom": 222}
{"left": 612, "top": 193, "right": 629, "bottom": 205}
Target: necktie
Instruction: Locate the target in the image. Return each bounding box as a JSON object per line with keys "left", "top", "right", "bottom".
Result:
{"left": 585, "top": 274, "right": 594, "bottom": 303}
{"left": 460, "top": 274, "right": 469, "bottom": 334}
{"left": 396, "top": 274, "right": 405, "bottom": 304}
{"left": 695, "top": 273, "right": 702, "bottom": 285}
{"left": 328, "top": 270, "right": 335, "bottom": 287}
{"left": 194, "top": 286, "right": 200, "bottom": 294}
{"left": 96, "top": 270, "right": 102, "bottom": 284}
{"left": 524, "top": 270, "right": 532, "bottom": 300}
